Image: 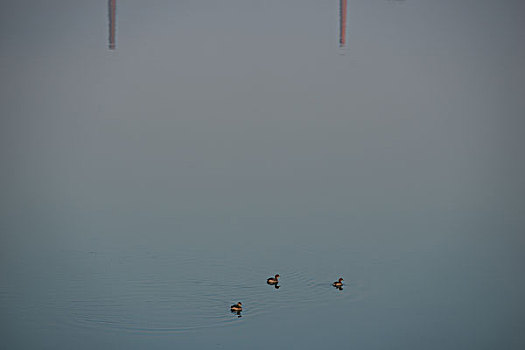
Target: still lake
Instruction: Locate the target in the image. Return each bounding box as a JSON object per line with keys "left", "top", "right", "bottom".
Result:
{"left": 1, "top": 1, "right": 524, "bottom": 349}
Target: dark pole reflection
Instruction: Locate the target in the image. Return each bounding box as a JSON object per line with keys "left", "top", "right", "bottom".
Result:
{"left": 108, "top": 0, "right": 116, "bottom": 49}
{"left": 339, "top": 0, "right": 347, "bottom": 47}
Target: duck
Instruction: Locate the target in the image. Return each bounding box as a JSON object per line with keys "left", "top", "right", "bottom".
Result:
{"left": 230, "top": 302, "right": 242, "bottom": 312}
{"left": 332, "top": 278, "right": 344, "bottom": 287}
{"left": 267, "top": 274, "right": 280, "bottom": 284}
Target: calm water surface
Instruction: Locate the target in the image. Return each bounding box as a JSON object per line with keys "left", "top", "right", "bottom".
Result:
{"left": 1, "top": 1, "right": 524, "bottom": 349}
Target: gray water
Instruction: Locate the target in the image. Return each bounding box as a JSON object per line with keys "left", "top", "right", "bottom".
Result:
{"left": 1, "top": 0, "right": 525, "bottom": 349}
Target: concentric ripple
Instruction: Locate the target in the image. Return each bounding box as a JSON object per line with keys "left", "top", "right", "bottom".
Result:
{"left": 1, "top": 247, "right": 367, "bottom": 335}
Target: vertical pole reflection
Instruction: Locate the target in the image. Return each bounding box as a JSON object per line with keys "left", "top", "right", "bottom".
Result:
{"left": 339, "top": 0, "right": 347, "bottom": 48}
{"left": 108, "top": 0, "right": 116, "bottom": 50}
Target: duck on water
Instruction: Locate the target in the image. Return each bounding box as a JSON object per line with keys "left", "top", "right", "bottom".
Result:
{"left": 230, "top": 302, "right": 242, "bottom": 312}
{"left": 267, "top": 274, "right": 280, "bottom": 284}
{"left": 332, "top": 278, "right": 344, "bottom": 288}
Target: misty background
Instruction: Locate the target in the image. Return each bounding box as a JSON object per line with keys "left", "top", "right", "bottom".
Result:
{"left": 1, "top": 0, "right": 524, "bottom": 348}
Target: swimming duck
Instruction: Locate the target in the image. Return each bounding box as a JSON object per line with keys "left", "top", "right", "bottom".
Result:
{"left": 332, "top": 278, "right": 344, "bottom": 287}
{"left": 267, "top": 274, "right": 280, "bottom": 284}
{"left": 230, "top": 302, "right": 242, "bottom": 312}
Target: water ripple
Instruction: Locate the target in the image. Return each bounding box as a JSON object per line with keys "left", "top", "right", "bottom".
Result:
{"left": 2, "top": 248, "right": 367, "bottom": 334}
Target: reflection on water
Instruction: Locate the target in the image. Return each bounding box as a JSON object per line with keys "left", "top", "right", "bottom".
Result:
{"left": 107, "top": 0, "right": 349, "bottom": 51}
{"left": 0, "top": 246, "right": 366, "bottom": 334}
{"left": 339, "top": 0, "right": 347, "bottom": 48}
{"left": 108, "top": 0, "right": 116, "bottom": 49}
{"left": 231, "top": 310, "right": 242, "bottom": 318}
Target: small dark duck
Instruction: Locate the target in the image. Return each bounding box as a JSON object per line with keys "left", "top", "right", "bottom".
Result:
{"left": 332, "top": 278, "right": 344, "bottom": 288}
{"left": 230, "top": 302, "right": 242, "bottom": 312}
{"left": 267, "top": 274, "right": 280, "bottom": 284}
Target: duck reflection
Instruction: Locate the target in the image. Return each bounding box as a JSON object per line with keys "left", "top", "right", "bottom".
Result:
{"left": 231, "top": 309, "right": 242, "bottom": 318}
{"left": 268, "top": 282, "right": 280, "bottom": 289}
